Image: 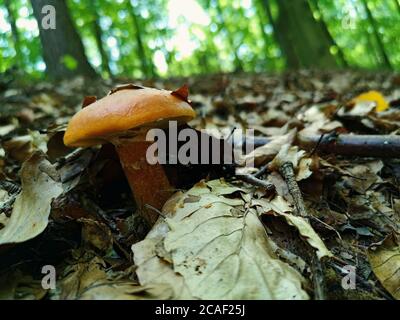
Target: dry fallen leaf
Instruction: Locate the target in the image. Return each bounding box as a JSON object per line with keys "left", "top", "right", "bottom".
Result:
{"left": 0, "top": 270, "right": 47, "bottom": 300}
{"left": 351, "top": 90, "right": 389, "bottom": 112}
{"left": 368, "top": 234, "right": 400, "bottom": 300}
{"left": 133, "top": 180, "right": 309, "bottom": 300}
{"left": 51, "top": 253, "right": 166, "bottom": 300}
{"left": 239, "top": 128, "right": 296, "bottom": 166}
{"left": 343, "top": 160, "right": 383, "bottom": 194}
{"left": 252, "top": 196, "right": 333, "bottom": 260}
{"left": 0, "top": 152, "right": 63, "bottom": 246}
{"left": 269, "top": 144, "right": 314, "bottom": 181}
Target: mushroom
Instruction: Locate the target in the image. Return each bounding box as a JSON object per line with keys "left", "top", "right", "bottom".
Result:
{"left": 64, "top": 85, "right": 196, "bottom": 225}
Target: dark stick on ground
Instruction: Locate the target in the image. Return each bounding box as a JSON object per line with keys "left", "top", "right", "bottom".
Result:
{"left": 236, "top": 174, "right": 275, "bottom": 191}
{"left": 279, "top": 162, "right": 326, "bottom": 300}
{"left": 248, "top": 134, "right": 400, "bottom": 158}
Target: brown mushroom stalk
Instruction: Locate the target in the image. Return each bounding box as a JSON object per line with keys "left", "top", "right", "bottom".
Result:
{"left": 64, "top": 85, "right": 196, "bottom": 226}
{"left": 114, "top": 138, "right": 173, "bottom": 225}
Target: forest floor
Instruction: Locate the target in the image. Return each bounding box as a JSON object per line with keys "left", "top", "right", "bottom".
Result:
{"left": 0, "top": 70, "right": 399, "bottom": 300}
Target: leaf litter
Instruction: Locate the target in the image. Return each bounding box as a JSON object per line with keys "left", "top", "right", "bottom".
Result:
{"left": 0, "top": 71, "right": 400, "bottom": 299}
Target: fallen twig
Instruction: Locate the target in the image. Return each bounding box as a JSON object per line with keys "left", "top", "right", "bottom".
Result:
{"left": 236, "top": 174, "right": 275, "bottom": 191}
{"left": 246, "top": 134, "right": 400, "bottom": 158}
{"left": 279, "top": 163, "right": 308, "bottom": 218}
{"left": 279, "top": 161, "right": 326, "bottom": 300}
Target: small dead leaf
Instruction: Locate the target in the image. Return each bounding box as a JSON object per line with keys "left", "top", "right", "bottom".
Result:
{"left": 368, "top": 234, "right": 400, "bottom": 299}
{"left": 0, "top": 152, "right": 63, "bottom": 246}
{"left": 253, "top": 196, "right": 332, "bottom": 260}
{"left": 240, "top": 129, "right": 296, "bottom": 166}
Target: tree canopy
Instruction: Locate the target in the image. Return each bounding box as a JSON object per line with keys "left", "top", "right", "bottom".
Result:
{"left": 0, "top": 0, "right": 399, "bottom": 79}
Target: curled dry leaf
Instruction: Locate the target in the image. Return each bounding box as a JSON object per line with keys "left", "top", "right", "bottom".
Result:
{"left": 52, "top": 254, "right": 164, "bottom": 300}
{"left": 79, "top": 218, "right": 113, "bottom": 254}
{"left": 239, "top": 128, "right": 296, "bottom": 167}
{"left": 0, "top": 270, "right": 47, "bottom": 300}
{"left": 252, "top": 196, "right": 333, "bottom": 260}
{"left": 343, "top": 160, "right": 383, "bottom": 194}
{"left": 132, "top": 180, "right": 309, "bottom": 300}
{"left": 0, "top": 152, "right": 63, "bottom": 246}
{"left": 79, "top": 282, "right": 173, "bottom": 300}
{"left": 367, "top": 234, "right": 400, "bottom": 300}
{"left": 3, "top": 131, "right": 48, "bottom": 163}
{"left": 269, "top": 144, "right": 314, "bottom": 181}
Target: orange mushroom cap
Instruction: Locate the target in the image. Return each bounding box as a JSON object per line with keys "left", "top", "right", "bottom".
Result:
{"left": 64, "top": 86, "right": 196, "bottom": 147}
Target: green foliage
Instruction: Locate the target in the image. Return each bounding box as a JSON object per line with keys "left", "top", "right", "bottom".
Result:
{"left": 61, "top": 54, "right": 78, "bottom": 71}
{"left": 0, "top": 0, "right": 399, "bottom": 79}
{"left": 0, "top": 0, "right": 43, "bottom": 77}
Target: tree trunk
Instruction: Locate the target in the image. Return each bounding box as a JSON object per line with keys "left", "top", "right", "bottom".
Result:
{"left": 126, "top": 2, "right": 154, "bottom": 78}
{"left": 274, "top": 0, "right": 338, "bottom": 69}
{"left": 254, "top": 0, "right": 273, "bottom": 69}
{"left": 349, "top": 0, "right": 380, "bottom": 68}
{"left": 261, "top": 0, "right": 300, "bottom": 68}
{"left": 214, "top": 0, "right": 243, "bottom": 72}
{"left": 360, "top": 0, "right": 392, "bottom": 69}
{"left": 4, "top": 0, "right": 22, "bottom": 67}
{"left": 92, "top": 9, "right": 112, "bottom": 77}
{"left": 30, "top": 0, "right": 97, "bottom": 79}
{"left": 308, "top": 0, "right": 348, "bottom": 67}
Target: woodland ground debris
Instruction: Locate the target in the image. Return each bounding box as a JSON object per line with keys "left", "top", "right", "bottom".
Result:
{"left": 0, "top": 70, "right": 399, "bottom": 300}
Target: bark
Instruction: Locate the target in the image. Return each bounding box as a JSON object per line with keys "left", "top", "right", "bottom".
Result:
{"left": 274, "top": 0, "right": 338, "bottom": 69}
{"left": 126, "top": 2, "right": 154, "bottom": 78}
{"left": 214, "top": 0, "right": 243, "bottom": 72}
{"left": 254, "top": 0, "right": 273, "bottom": 69}
{"left": 92, "top": 2, "right": 112, "bottom": 77}
{"left": 260, "top": 0, "right": 300, "bottom": 68}
{"left": 4, "top": 0, "right": 22, "bottom": 66}
{"left": 30, "top": 0, "right": 98, "bottom": 79}
{"left": 360, "top": 0, "right": 392, "bottom": 69}
{"left": 308, "top": 0, "right": 348, "bottom": 67}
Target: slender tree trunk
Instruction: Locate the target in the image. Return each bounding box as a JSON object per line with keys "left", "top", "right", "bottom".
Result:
{"left": 308, "top": 0, "right": 348, "bottom": 67}
{"left": 92, "top": 10, "right": 112, "bottom": 77}
{"left": 255, "top": 8, "right": 270, "bottom": 52}
{"left": 275, "top": 0, "right": 338, "bottom": 69}
{"left": 254, "top": 0, "right": 272, "bottom": 69}
{"left": 360, "top": 0, "right": 392, "bottom": 69}
{"left": 259, "top": 0, "right": 301, "bottom": 68}
{"left": 126, "top": 2, "right": 154, "bottom": 78}
{"left": 214, "top": 0, "right": 243, "bottom": 72}
{"left": 4, "top": 0, "right": 22, "bottom": 67}
{"left": 349, "top": 1, "right": 380, "bottom": 67}
{"left": 30, "top": 0, "right": 97, "bottom": 79}
{"left": 93, "top": 12, "right": 113, "bottom": 77}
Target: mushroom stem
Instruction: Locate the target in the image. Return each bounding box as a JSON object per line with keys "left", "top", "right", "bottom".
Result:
{"left": 114, "top": 140, "right": 173, "bottom": 226}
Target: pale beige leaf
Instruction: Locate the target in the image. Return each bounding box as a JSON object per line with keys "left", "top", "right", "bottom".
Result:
{"left": 239, "top": 129, "right": 296, "bottom": 166}
{"left": 79, "top": 282, "right": 173, "bottom": 300}
{"left": 252, "top": 196, "right": 333, "bottom": 260}
{"left": 132, "top": 220, "right": 194, "bottom": 299}
{"left": 368, "top": 235, "right": 400, "bottom": 300}
{"left": 0, "top": 152, "right": 63, "bottom": 245}
{"left": 134, "top": 180, "right": 309, "bottom": 300}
